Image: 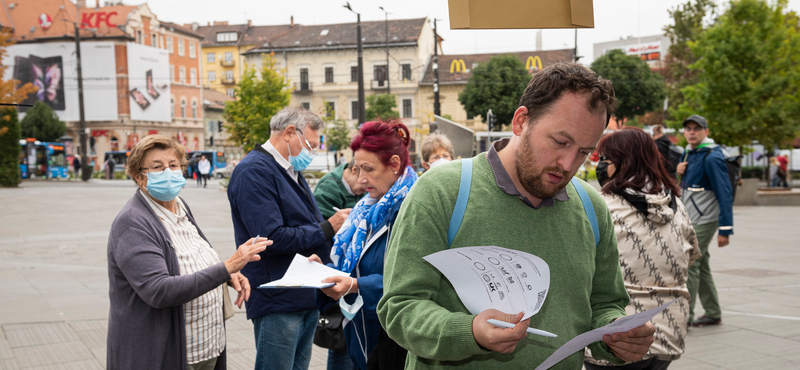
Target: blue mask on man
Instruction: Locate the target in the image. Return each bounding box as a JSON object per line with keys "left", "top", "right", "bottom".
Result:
{"left": 288, "top": 132, "right": 316, "bottom": 171}
{"left": 145, "top": 169, "right": 186, "bottom": 201}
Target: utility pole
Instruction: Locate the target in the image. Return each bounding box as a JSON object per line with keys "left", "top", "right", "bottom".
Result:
{"left": 574, "top": 29, "right": 578, "bottom": 63}
{"left": 380, "top": 7, "right": 390, "bottom": 94}
{"left": 74, "top": 5, "right": 90, "bottom": 181}
{"left": 345, "top": 3, "right": 366, "bottom": 125}
{"left": 433, "top": 19, "right": 440, "bottom": 116}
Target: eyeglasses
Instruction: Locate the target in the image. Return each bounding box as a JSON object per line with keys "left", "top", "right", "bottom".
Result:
{"left": 296, "top": 132, "right": 318, "bottom": 156}
{"left": 684, "top": 126, "right": 706, "bottom": 132}
{"left": 140, "top": 163, "right": 186, "bottom": 175}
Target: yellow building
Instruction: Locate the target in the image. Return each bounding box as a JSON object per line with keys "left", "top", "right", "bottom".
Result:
{"left": 195, "top": 21, "right": 293, "bottom": 96}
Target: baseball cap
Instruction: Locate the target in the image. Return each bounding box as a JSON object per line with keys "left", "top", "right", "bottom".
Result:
{"left": 682, "top": 115, "right": 708, "bottom": 128}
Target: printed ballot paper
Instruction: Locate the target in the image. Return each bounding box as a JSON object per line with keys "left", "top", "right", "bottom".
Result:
{"left": 534, "top": 299, "right": 678, "bottom": 370}
{"left": 259, "top": 254, "right": 350, "bottom": 289}
{"left": 423, "top": 246, "right": 550, "bottom": 320}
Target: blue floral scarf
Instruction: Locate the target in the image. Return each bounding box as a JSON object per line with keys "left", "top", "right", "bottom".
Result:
{"left": 330, "top": 166, "right": 418, "bottom": 272}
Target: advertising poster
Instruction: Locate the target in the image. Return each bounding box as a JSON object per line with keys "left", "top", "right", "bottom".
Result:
{"left": 127, "top": 42, "right": 170, "bottom": 122}
{"left": 4, "top": 42, "right": 118, "bottom": 121}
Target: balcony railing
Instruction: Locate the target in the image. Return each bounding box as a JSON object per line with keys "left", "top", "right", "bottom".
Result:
{"left": 220, "top": 59, "right": 235, "bottom": 67}
{"left": 293, "top": 82, "right": 313, "bottom": 94}
{"left": 221, "top": 77, "right": 236, "bottom": 85}
{"left": 371, "top": 79, "right": 389, "bottom": 90}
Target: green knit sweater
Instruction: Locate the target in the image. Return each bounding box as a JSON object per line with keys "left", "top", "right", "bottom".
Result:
{"left": 313, "top": 164, "right": 361, "bottom": 219}
{"left": 377, "top": 154, "right": 629, "bottom": 370}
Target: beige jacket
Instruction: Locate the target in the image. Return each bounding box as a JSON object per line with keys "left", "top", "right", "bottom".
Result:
{"left": 586, "top": 189, "right": 700, "bottom": 363}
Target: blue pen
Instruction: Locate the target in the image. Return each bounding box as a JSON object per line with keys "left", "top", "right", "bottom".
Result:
{"left": 487, "top": 319, "right": 558, "bottom": 338}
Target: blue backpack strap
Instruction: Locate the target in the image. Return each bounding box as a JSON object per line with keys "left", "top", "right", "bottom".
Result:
{"left": 570, "top": 177, "right": 600, "bottom": 247}
{"left": 447, "top": 158, "right": 473, "bottom": 247}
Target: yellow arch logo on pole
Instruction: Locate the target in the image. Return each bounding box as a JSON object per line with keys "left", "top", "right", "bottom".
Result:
{"left": 450, "top": 59, "right": 467, "bottom": 73}
{"left": 526, "top": 56, "right": 543, "bottom": 71}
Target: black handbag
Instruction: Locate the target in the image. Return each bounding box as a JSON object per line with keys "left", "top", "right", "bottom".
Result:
{"left": 314, "top": 304, "right": 347, "bottom": 351}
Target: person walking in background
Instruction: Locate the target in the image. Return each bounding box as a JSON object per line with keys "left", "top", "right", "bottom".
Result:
{"left": 187, "top": 155, "right": 198, "bottom": 185}
{"left": 769, "top": 157, "right": 782, "bottom": 188}
{"left": 420, "top": 132, "right": 454, "bottom": 171}
{"left": 198, "top": 155, "right": 211, "bottom": 188}
{"left": 227, "top": 107, "right": 351, "bottom": 370}
{"left": 585, "top": 127, "right": 700, "bottom": 370}
{"left": 72, "top": 155, "right": 81, "bottom": 179}
{"left": 105, "top": 156, "right": 116, "bottom": 180}
{"left": 676, "top": 114, "right": 733, "bottom": 328}
{"left": 777, "top": 154, "right": 789, "bottom": 188}
{"left": 652, "top": 124, "right": 681, "bottom": 179}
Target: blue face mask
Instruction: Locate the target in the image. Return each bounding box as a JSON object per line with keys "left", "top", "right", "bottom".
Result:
{"left": 145, "top": 169, "right": 186, "bottom": 201}
{"left": 289, "top": 132, "right": 316, "bottom": 171}
{"left": 339, "top": 294, "right": 363, "bottom": 321}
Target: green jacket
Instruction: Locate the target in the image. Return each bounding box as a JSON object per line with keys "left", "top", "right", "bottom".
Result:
{"left": 313, "top": 164, "right": 361, "bottom": 219}
{"left": 377, "top": 154, "right": 629, "bottom": 370}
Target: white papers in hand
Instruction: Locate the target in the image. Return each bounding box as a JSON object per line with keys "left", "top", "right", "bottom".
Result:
{"left": 423, "top": 246, "right": 550, "bottom": 320}
{"left": 259, "top": 254, "right": 350, "bottom": 289}
{"left": 534, "top": 299, "right": 677, "bottom": 370}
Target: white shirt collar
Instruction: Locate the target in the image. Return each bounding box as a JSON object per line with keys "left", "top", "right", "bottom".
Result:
{"left": 262, "top": 140, "right": 297, "bottom": 181}
{"left": 341, "top": 172, "right": 354, "bottom": 196}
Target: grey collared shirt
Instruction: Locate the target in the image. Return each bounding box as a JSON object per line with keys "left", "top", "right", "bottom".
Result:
{"left": 487, "top": 138, "right": 569, "bottom": 209}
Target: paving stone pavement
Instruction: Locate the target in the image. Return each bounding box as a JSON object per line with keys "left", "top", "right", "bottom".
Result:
{"left": 1, "top": 179, "right": 799, "bottom": 369}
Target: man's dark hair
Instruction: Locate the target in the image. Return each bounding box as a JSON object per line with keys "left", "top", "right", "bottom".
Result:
{"left": 518, "top": 62, "right": 617, "bottom": 127}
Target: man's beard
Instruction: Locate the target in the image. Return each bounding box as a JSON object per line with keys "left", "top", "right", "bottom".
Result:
{"left": 514, "top": 137, "right": 571, "bottom": 199}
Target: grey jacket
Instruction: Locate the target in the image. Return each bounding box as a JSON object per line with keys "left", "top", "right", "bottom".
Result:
{"left": 106, "top": 190, "right": 229, "bottom": 370}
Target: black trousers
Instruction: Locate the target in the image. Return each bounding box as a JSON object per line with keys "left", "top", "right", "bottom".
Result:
{"left": 366, "top": 326, "right": 407, "bottom": 370}
{"left": 584, "top": 358, "right": 671, "bottom": 370}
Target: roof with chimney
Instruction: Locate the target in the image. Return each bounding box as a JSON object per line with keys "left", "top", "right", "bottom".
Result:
{"left": 420, "top": 49, "right": 575, "bottom": 85}
{"left": 195, "top": 22, "right": 293, "bottom": 47}
{"left": 159, "top": 21, "right": 203, "bottom": 39}
{"left": 203, "top": 88, "right": 234, "bottom": 110}
{"left": 244, "top": 17, "right": 427, "bottom": 54}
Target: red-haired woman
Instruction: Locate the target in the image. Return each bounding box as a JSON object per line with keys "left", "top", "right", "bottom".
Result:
{"left": 310, "top": 121, "right": 417, "bottom": 370}
{"left": 585, "top": 127, "right": 700, "bottom": 370}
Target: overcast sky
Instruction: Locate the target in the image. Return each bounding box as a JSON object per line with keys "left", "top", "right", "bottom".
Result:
{"left": 123, "top": 0, "right": 800, "bottom": 62}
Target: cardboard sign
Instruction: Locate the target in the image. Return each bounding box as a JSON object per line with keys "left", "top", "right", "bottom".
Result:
{"left": 448, "top": 0, "right": 594, "bottom": 29}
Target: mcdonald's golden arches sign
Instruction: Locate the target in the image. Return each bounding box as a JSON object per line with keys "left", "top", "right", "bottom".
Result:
{"left": 526, "top": 56, "right": 542, "bottom": 71}
{"left": 450, "top": 59, "right": 467, "bottom": 73}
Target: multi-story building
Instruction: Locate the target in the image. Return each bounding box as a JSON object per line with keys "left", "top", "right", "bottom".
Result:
{"left": 243, "top": 17, "right": 439, "bottom": 158}
{"left": 202, "top": 87, "right": 242, "bottom": 161}
{"left": 2, "top": 0, "right": 205, "bottom": 169}
{"left": 593, "top": 34, "right": 671, "bottom": 70}
{"left": 195, "top": 21, "right": 292, "bottom": 97}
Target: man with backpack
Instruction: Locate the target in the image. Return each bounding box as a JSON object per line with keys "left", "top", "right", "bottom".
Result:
{"left": 652, "top": 124, "right": 681, "bottom": 179}
{"left": 677, "top": 114, "right": 733, "bottom": 328}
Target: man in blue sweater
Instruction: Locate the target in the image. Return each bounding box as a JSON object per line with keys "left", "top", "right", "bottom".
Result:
{"left": 228, "top": 107, "right": 351, "bottom": 370}
{"left": 677, "top": 114, "right": 733, "bottom": 327}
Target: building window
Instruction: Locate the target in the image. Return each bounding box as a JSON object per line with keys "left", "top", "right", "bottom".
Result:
{"left": 137, "top": 30, "right": 143, "bottom": 44}
{"left": 178, "top": 39, "right": 185, "bottom": 56}
{"left": 189, "top": 42, "right": 196, "bottom": 58}
{"left": 402, "top": 64, "right": 412, "bottom": 81}
{"left": 181, "top": 100, "right": 186, "bottom": 118}
{"left": 225, "top": 70, "right": 233, "bottom": 80}
{"left": 326, "top": 101, "right": 335, "bottom": 118}
{"left": 374, "top": 65, "right": 387, "bottom": 84}
{"left": 190, "top": 69, "right": 197, "bottom": 85}
{"left": 192, "top": 100, "right": 197, "bottom": 118}
{"left": 302, "top": 102, "right": 310, "bottom": 110}
{"left": 207, "top": 53, "right": 215, "bottom": 63}
{"left": 300, "top": 68, "right": 309, "bottom": 90}
{"left": 179, "top": 67, "right": 186, "bottom": 84}
{"left": 226, "top": 88, "right": 235, "bottom": 97}
{"left": 350, "top": 66, "right": 358, "bottom": 82}
{"left": 224, "top": 52, "right": 233, "bottom": 62}
{"left": 325, "top": 67, "right": 334, "bottom": 83}
{"left": 208, "top": 71, "right": 216, "bottom": 82}
{"left": 351, "top": 101, "right": 359, "bottom": 119}
{"left": 166, "top": 36, "right": 173, "bottom": 53}
{"left": 170, "top": 98, "right": 174, "bottom": 118}
{"left": 216, "top": 32, "right": 237, "bottom": 42}
{"left": 169, "top": 65, "right": 174, "bottom": 82}
{"left": 403, "top": 99, "right": 412, "bottom": 118}
{"left": 151, "top": 33, "right": 157, "bottom": 47}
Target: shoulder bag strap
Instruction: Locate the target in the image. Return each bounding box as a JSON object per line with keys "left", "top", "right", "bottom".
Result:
{"left": 570, "top": 177, "right": 600, "bottom": 247}
{"left": 447, "top": 158, "right": 473, "bottom": 248}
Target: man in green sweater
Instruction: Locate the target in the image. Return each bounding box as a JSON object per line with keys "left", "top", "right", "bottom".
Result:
{"left": 377, "top": 63, "right": 655, "bottom": 370}
{"left": 313, "top": 159, "right": 365, "bottom": 219}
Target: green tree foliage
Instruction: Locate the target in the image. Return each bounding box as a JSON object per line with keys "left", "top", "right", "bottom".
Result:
{"left": 20, "top": 102, "right": 65, "bottom": 141}
{"left": 591, "top": 49, "right": 667, "bottom": 127}
{"left": 0, "top": 108, "right": 21, "bottom": 187}
{"left": 458, "top": 54, "right": 530, "bottom": 127}
{"left": 223, "top": 54, "right": 291, "bottom": 152}
{"left": 323, "top": 106, "right": 351, "bottom": 153}
{"left": 365, "top": 94, "right": 400, "bottom": 121}
{"left": 663, "top": 0, "right": 717, "bottom": 126}
{"left": 673, "top": 0, "right": 800, "bottom": 148}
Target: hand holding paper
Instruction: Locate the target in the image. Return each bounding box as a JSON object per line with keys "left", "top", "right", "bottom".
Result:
{"left": 259, "top": 254, "right": 350, "bottom": 289}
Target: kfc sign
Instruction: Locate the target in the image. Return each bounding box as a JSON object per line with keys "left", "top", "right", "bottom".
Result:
{"left": 624, "top": 42, "right": 661, "bottom": 56}
{"left": 80, "top": 11, "right": 118, "bottom": 28}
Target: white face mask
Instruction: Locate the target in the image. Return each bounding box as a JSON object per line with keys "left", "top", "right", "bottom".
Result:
{"left": 429, "top": 158, "right": 451, "bottom": 168}
{"left": 339, "top": 294, "right": 364, "bottom": 321}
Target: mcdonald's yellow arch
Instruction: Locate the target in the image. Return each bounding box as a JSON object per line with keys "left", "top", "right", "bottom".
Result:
{"left": 526, "top": 56, "right": 543, "bottom": 70}
{"left": 450, "top": 59, "right": 467, "bottom": 73}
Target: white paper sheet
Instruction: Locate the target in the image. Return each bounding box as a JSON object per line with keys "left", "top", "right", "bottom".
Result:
{"left": 258, "top": 254, "right": 350, "bottom": 289}
{"left": 534, "top": 299, "right": 677, "bottom": 370}
{"left": 424, "top": 246, "right": 550, "bottom": 320}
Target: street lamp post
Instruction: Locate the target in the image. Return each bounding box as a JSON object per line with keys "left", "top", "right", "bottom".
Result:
{"left": 379, "top": 7, "right": 390, "bottom": 94}
{"left": 344, "top": 3, "right": 366, "bottom": 125}
{"left": 70, "top": 5, "right": 90, "bottom": 181}
{"left": 433, "top": 19, "right": 440, "bottom": 116}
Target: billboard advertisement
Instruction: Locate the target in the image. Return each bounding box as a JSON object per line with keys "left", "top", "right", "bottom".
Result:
{"left": 4, "top": 42, "right": 118, "bottom": 121}
{"left": 127, "top": 42, "right": 170, "bottom": 122}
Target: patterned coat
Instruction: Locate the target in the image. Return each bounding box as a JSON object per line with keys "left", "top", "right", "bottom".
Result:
{"left": 586, "top": 189, "right": 700, "bottom": 364}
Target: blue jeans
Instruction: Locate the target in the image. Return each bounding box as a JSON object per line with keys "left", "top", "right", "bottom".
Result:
{"left": 253, "top": 309, "right": 319, "bottom": 370}
{"left": 327, "top": 348, "right": 355, "bottom": 370}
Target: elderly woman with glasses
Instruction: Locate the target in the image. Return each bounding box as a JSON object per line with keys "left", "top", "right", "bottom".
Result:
{"left": 106, "top": 135, "right": 272, "bottom": 370}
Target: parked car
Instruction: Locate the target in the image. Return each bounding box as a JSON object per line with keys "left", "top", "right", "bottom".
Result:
{"left": 214, "top": 164, "right": 235, "bottom": 179}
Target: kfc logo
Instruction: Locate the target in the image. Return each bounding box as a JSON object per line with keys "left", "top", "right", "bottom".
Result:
{"left": 38, "top": 13, "right": 53, "bottom": 30}
{"left": 80, "top": 11, "right": 118, "bottom": 28}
